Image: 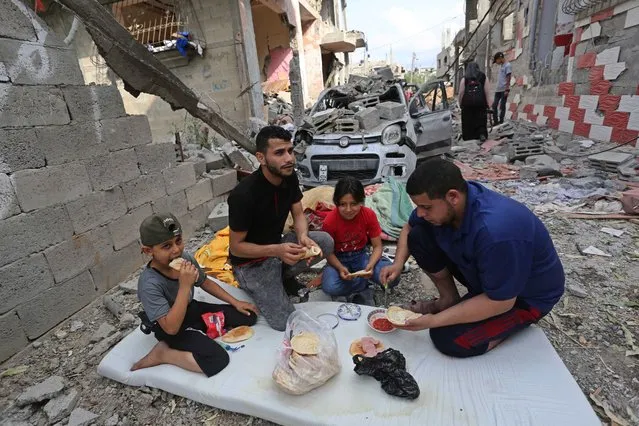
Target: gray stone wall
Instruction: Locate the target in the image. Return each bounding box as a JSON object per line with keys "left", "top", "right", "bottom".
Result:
{"left": 0, "top": 0, "right": 234, "bottom": 362}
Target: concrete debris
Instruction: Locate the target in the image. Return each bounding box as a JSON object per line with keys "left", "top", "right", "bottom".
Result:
{"left": 601, "top": 227, "right": 624, "bottom": 237}
{"left": 69, "top": 320, "right": 85, "bottom": 332}
{"left": 354, "top": 107, "right": 381, "bottom": 130}
{"left": 621, "top": 189, "right": 639, "bottom": 214}
{"left": 580, "top": 140, "right": 595, "bottom": 148}
{"left": 90, "top": 322, "right": 116, "bottom": 343}
{"left": 55, "top": 330, "right": 68, "bottom": 340}
{"left": 588, "top": 152, "right": 634, "bottom": 173}
{"left": 118, "top": 278, "right": 138, "bottom": 294}
{"left": 207, "top": 202, "right": 229, "bottom": 232}
{"left": 507, "top": 140, "right": 544, "bottom": 161}
{"left": 16, "top": 376, "right": 65, "bottom": 406}
{"left": 88, "top": 331, "right": 123, "bottom": 358}
{"left": 566, "top": 283, "right": 589, "bottom": 298}
{"left": 197, "top": 149, "right": 226, "bottom": 172}
{"left": 43, "top": 389, "right": 79, "bottom": 424}
{"left": 220, "top": 142, "right": 256, "bottom": 173}
{"left": 67, "top": 408, "right": 99, "bottom": 426}
{"left": 582, "top": 245, "right": 612, "bottom": 257}
{"left": 104, "top": 413, "right": 119, "bottom": 426}
{"left": 119, "top": 313, "right": 137, "bottom": 329}
{"left": 103, "top": 295, "right": 124, "bottom": 318}
{"left": 617, "top": 157, "right": 639, "bottom": 182}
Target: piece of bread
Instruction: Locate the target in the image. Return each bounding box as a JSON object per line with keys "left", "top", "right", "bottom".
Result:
{"left": 386, "top": 306, "right": 422, "bottom": 326}
{"left": 290, "top": 331, "right": 320, "bottom": 355}
{"left": 221, "top": 325, "right": 254, "bottom": 343}
{"left": 349, "top": 337, "right": 384, "bottom": 357}
{"left": 168, "top": 258, "right": 184, "bottom": 271}
{"left": 347, "top": 270, "right": 369, "bottom": 278}
{"left": 300, "top": 246, "right": 322, "bottom": 259}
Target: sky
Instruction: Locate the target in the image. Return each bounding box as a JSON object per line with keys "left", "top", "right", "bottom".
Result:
{"left": 346, "top": 0, "right": 465, "bottom": 69}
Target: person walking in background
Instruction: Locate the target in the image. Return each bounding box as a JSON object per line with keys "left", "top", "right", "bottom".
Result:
{"left": 458, "top": 61, "right": 490, "bottom": 141}
{"left": 491, "top": 52, "right": 512, "bottom": 125}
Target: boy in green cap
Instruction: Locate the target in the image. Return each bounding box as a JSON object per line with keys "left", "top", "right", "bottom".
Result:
{"left": 131, "top": 212, "right": 258, "bottom": 377}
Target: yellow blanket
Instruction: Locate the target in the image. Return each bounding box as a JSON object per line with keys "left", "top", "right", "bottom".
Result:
{"left": 194, "top": 226, "right": 239, "bottom": 287}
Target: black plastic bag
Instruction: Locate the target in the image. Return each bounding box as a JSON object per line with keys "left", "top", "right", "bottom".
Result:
{"left": 353, "top": 348, "right": 420, "bottom": 400}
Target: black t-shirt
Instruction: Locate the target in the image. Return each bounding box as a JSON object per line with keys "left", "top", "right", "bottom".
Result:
{"left": 228, "top": 168, "right": 303, "bottom": 265}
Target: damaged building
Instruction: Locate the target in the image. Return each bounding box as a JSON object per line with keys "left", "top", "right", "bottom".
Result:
{"left": 40, "top": 0, "right": 365, "bottom": 141}
{"left": 452, "top": 0, "right": 639, "bottom": 144}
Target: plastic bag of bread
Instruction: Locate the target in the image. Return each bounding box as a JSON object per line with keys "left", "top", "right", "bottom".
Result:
{"left": 272, "top": 311, "right": 340, "bottom": 395}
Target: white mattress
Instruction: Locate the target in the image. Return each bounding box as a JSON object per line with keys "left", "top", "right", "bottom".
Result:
{"left": 98, "top": 282, "right": 599, "bottom": 426}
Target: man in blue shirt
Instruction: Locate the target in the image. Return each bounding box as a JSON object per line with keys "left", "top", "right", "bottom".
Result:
{"left": 381, "top": 159, "right": 564, "bottom": 357}
{"left": 492, "top": 52, "right": 512, "bottom": 125}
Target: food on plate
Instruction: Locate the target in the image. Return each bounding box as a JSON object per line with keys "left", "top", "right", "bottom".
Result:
{"left": 221, "top": 325, "right": 254, "bottom": 343}
{"left": 168, "top": 258, "right": 184, "bottom": 271}
{"left": 347, "top": 270, "right": 370, "bottom": 278}
{"left": 386, "top": 306, "right": 422, "bottom": 326}
{"left": 290, "top": 331, "right": 320, "bottom": 355}
{"left": 349, "top": 337, "right": 384, "bottom": 357}
{"left": 300, "top": 246, "right": 322, "bottom": 259}
{"left": 371, "top": 317, "right": 394, "bottom": 332}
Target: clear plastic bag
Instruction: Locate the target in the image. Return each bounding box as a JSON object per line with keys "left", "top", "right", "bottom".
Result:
{"left": 272, "top": 310, "right": 341, "bottom": 395}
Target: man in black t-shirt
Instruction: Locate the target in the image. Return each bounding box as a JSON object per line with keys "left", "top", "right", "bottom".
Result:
{"left": 228, "top": 126, "right": 334, "bottom": 331}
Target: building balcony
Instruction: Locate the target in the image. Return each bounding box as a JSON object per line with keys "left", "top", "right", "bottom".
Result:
{"left": 320, "top": 30, "right": 365, "bottom": 53}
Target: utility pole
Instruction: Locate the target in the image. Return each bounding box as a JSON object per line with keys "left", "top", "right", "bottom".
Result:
{"left": 389, "top": 45, "right": 393, "bottom": 66}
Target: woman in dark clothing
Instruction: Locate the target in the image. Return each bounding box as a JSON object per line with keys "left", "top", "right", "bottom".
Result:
{"left": 458, "top": 62, "right": 491, "bottom": 141}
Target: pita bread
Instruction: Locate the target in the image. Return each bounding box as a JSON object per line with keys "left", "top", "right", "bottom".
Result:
{"left": 300, "top": 246, "right": 322, "bottom": 259}
{"left": 349, "top": 338, "right": 384, "bottom": 357}
{"left": 347, "top": 270, "right": 369, "bottom": 278}
{"left": 290, "top": 331, "right": 320, "bottom": 355}
{"left": 168, "top": 258, "right": 184, "bottom": 271}
{"left": 221, "top": 325, "right": 254, "bottom": 343}
{"left": 386, "top": 306, "right": 422, "bottom": 326}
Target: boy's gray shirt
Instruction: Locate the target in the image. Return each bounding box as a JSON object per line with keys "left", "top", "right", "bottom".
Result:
{"left": 137, "top": 252, "right": 207, "bottom": 322}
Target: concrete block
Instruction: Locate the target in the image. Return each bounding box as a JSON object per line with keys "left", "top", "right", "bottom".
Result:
{"left": 355, "top": 107, "right": 381, "bottom": 130}
{"left": 619, "top": 95, "right": 639, "bottom": 112}
{"left": 0, "top": 0, "right": 38, "bottom": 41}
{"left": 100, "top": 116, "right": 152, "bottom": 152}
{"left": 151, "top": 190, "right": 188, "bottom": 217}
{"left": 35, "top": 122, "right": 106, "bottom": 166}
{"left": 90, "top": 241, "right": 145, "bottom": 293}
{"left": 0, "top": 310, "right": 28, "bottom": 362}
{"left": 68, "top": 408, "right": 99, "bottom": 426}
{"left": 625, "top": 6, "right": 639, "bottom": 28}
{"left": 17, "top": 271, "right": 97, "bottom": 339}
{"left": 108, "top": 204, "right": 153, "bottom": 250}
{"left": 595, "top": 46, "right": 621, "bottom": 66}
{"left": 0, "top": 173, "right": 20, "bottom": 220}
{"left": 0, "top": 128, "right": 45, "bottom": 173}
{"left": 0, "top": 253, "right": 55, "bottom": 315}
{"left": 207, "top": 202, "right": 229, "bottom": 232}
{"left": 135, "top": 143, "right": 177, "bottom": 175}
{"left": 16, "top": 376, "right": 65, "bottom": 406}
{"left": 188, "top": 159, "right": 208, "bottom": 177}
{"left": 121, "top": 174, "right": 167, "bottom": 209}
{"left": 163, "top": 163, "right": 197, "bottom": 195}
{"left": 198, "top": 149, "right": 226, "bottom": 171}
{"left": 90, "top": 322, "right": 116, "bottom": 343}
{"left": 62, "top": 84, "right": 126, "bottom": 122}
{"left": 0, "top": 39, "right": 83, "bottom": 85}
{"left": 44, "top": 227, "right": 113, "bottom": 284}
{"left": 377, "top": 102, "right": 406, "bottom": 120}
{"left": 65, "top": 187, "right": 128, "bottom": 234}
{"left": 11, "top": 163, "right": 92, "bottom": 212}
{"left": 207, "top": 169, "right": 237, "bottom": 197}
{"left": 0, "top": 206, "right": 74, "bottom": 268}
{"left": 603, "top": 62, "right": 626, "bottom": 80}
{"left": 177, "top": 203, "right": 209, "bottom": 238}
{"left": 0, "top": 84, "right": 69, "bottom": 127}
{"left": 85, "top": 149, "right": 140, "bottom": 191}
{"left": 186, "top": 179, "right": 214, "bottom": 210}
{"left": 221, "top": 142, "right": 255, "bottom": 172}
{"left": 44, "top": 389, "right": 79, "bottom": 424}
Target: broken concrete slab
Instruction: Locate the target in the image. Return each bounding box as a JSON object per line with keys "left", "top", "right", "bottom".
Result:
{"left": 118, "top": 279, "right": 138, "bottom": 294}
{"left": 207, "top": 169, "right": 237, "bottom": 197}
{"left": 355, "top": 107, "right": 380, "bottom": 131}
{"left": 220, "top": 142, "right": 255, "bottom": 172}
{"left": 567, "top": 283, "right": 588, "bottom": 298}
{"left": 43, "top": 389, "right": 79, "bottom": 424}
{"left": 88, "top": 331, "right": 123, "bottom": 358}
{"left": 197, "top": 149, "right": 226, "bottom": 172}
{"left": 119, "top": 313, "right": 136, "bottom": 329}
{"left": 207, "top": 202, "right": 229, "bottom": 232}
{"left": 70, "top": 320, "right": 85, "bottom": 332}
{"left": 16, "top": 376, "right": 65, "bottom": 406}
{"left": 103, "top": 296, "right": 124, "bottom": 318}
{"left": 525, "top": 155, "right": 561, "bottom": 171}
{"left": 377, "top": 101, "right": 406, "bottom": 120}
{"left": 67, "top": 408, "right": 99, "bottom": 426}
{"left": 90, "top": 322, "right": 116, "bottom": 343}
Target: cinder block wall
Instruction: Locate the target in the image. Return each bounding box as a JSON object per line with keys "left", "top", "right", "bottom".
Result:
{"left": 494, "top": 0, "right": 639, "bottom": 142}
{"left": 0, "top": 2, "right": 234, "bottom": 362}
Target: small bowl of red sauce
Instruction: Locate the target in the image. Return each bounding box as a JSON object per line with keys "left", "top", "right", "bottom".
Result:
{"left": 367, "top": 309, "right": 396, "bottom": 333}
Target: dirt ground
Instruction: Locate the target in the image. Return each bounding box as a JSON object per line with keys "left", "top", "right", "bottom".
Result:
{"left": 1, "top": 122, "right": 639, "bottom": 425}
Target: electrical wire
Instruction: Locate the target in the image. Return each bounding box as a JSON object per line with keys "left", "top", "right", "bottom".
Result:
{"left": 544, "top": 135, "right": 638, "bottom": 158}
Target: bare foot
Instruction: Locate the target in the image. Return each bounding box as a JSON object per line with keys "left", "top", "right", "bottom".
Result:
{"left": 131, "top": 341, "right": 169, "bottom": 371}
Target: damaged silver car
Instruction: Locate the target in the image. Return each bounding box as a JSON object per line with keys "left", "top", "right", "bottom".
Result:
{"left": 293, "top": 77, "right": 452, "bottom": 187}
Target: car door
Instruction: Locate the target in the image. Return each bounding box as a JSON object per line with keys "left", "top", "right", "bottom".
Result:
{"left": 408, "top": 81, "right": 452, "bottom": 158}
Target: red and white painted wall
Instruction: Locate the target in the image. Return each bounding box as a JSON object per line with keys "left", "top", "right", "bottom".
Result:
{"left": 499, "top": 0, "right": 639, "bottom": 143}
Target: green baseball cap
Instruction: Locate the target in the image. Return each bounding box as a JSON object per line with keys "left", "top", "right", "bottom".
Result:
{"left": 139, "top": 213, "right": 182, "bottom": 246}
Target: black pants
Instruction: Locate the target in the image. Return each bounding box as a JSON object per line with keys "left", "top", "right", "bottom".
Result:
{"left": 461, "top": 106, "right": 488, "bottom": 141}
{"left": 153, "top": 300, "right": 257, "bottom": 377}
{"left": 407, "top": 225, "right": 543, "bottom": 358}
{"left": 492, "top": 91, "right": 508, "bottom": 125}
